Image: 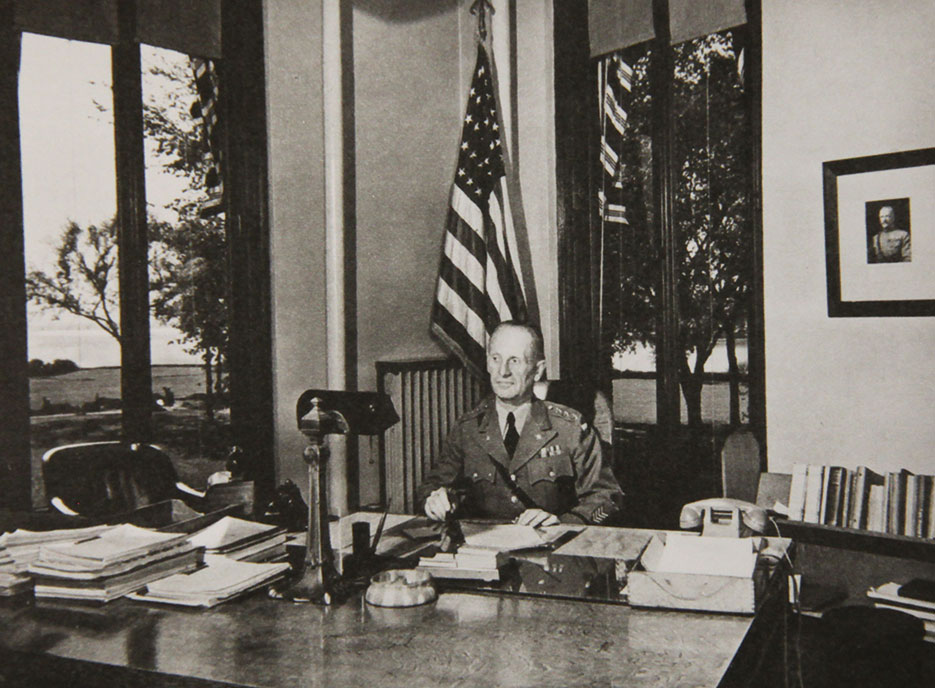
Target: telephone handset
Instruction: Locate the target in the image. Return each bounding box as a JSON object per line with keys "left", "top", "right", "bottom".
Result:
{"left": 679, "top": 498, "right": 768, "bottom": 537}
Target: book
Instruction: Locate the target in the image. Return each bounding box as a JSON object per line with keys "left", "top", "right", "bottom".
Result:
{"left": 839, "top": 469, "right": 855, "bottom": 528}
{"left": 849, "top": 466, "right": 884, "bottom": 530}
{"left": 803, "top": 464, "right": 825, "bottom": 524}
{"left": 787, "top": 463, "right": 808, "bottom": 521}
{"left": 918, "top": 476, "right": 933, "bottom": 539}
{"left": 867, "top": 483, "right": 886, "bottom": 532}
{"left": 905, "top": 474, "right": 920, "bottom": 537}
{"left": 821, "top": 466, "right": 847, "bottom": 526}
{"left": 928, "top": 476, "right": 935, "bottom": 539}
{"left": 885, "top": 470, "right": 911, "bottom": 535}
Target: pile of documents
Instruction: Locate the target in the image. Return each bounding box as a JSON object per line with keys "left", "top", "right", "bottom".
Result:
{"left": 418, "top": 545, "right": 501, "bottom": 581}
{"left": 187, "top": 516, "right": 287, "bottom": 562}
{"left": 867, "top": 581, "right": 935, "bottom": 641}
{"left": 0, "top": 524, "right": 111, "bottom": 596}
{"left": 28, "top": 524, "right": 202, "bottom": 602}
{"left": 129, "top": 554, "right": 291, "bottom": 607}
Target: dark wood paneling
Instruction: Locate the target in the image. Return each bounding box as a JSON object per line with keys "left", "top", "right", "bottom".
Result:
{"left": 745, "top": 0, "right": 766, "bottom": 460}
{"left": 649, "top": 0, "right": 681, "bottom": 433}
{"left": 113, "top": 0, "right": 153, "bottom": 441}
{"left": 0, "top": 0, "right": 31, "bottom": 509}
{"left": 553, "top": 0, "right": 599, "bottom": 386}
{"left": 221, "top": 0, "right": 274, "bottom": 504}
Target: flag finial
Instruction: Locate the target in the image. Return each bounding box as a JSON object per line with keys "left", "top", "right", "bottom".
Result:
{"left": 470, "top": 0, "right": 495, "bottom": 41}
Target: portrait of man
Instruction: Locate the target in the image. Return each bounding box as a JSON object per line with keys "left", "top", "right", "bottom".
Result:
{"left": 866, "top": 198, "right": 911, "bottom": 263}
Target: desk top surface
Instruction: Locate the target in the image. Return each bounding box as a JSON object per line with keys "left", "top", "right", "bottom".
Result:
{"left": 0, "top": 515, "right": 766, "bottom": 688}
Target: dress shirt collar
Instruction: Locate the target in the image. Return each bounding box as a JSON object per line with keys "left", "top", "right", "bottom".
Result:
{"left": 494, "top": 398, "right": 531, "bottom": 437}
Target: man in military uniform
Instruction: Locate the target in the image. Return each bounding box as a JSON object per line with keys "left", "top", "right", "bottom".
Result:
{"left": 419, "top": 322, "right": 623, "bottom": 526}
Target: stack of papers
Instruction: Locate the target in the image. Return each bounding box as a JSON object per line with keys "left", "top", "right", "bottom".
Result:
{"left": 418, "top": 545, "right": 501, "bottom": 581}
{"left": 460, "top": 523, "right": 566, "bottom": 551}
{"left": 29, "top": 524, "right": 202, "bottom": 602}
{"left": 0, "top": 524, "right": 111, "bottom": 596}
{"left": 867, "top": 581, "right": 935, "bottom": 641}
{"left": 647, "top": 534, "right": 759, "bottom": 578}
{"left": 129, "top": 554, "right": 291, "bottom": 607}
{"left": 187, "top": 516, "right": 287, "bottom": 562}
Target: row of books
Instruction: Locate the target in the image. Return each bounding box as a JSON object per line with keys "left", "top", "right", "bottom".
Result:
{"left": 0, "top": 516, "right": 291, "bottom": 606}
{"left": 788, "top": 463, "right": 935, "bottom": 538}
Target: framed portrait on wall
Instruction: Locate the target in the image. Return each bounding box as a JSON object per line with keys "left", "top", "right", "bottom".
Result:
{"left": 823, "top": 147, "right": 935, "bottom": 316}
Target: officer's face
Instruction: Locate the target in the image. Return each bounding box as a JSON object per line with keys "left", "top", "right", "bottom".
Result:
{"left": 486, "top": 326, "right": 545, "bottom": 405}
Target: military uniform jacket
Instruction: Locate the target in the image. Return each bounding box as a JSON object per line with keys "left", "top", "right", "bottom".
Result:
{"left": 417, "top": 396, "right": 624, "bottom": 524}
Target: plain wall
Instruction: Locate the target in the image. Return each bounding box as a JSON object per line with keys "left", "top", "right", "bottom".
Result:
{"left": 264, "top": 0, "right": 329, "bottom": 492}
{"left": 762, "top": 0, "right": 935, "bottom": 474}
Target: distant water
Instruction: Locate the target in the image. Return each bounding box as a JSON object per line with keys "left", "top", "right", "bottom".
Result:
{"left": 28, "top": 326, "right": 200, "bottom": 367}
{"left": 612, "top": 338, "right": 748, "bottom": 373}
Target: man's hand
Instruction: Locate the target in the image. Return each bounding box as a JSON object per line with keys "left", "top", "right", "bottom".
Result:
{"left": 515, "top": 508, "right": 560, "bottom": 527}
{"left": 424, "top": 487, "right": 453, "bottom": 521}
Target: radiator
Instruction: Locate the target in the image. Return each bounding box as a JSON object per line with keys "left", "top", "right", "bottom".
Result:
{"left": 377, "top": 358, "right": 484, "bottom": 513}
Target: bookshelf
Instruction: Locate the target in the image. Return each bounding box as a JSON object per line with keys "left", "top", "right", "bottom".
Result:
{"left": 777, "top": 519, "right": 935, "bottom": 564}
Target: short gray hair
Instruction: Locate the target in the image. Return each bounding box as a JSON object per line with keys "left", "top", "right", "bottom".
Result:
{"left": 489, "top": 321, "right": 545, "bottom": 362}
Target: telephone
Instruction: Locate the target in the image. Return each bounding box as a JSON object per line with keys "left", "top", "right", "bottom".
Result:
{"left": 679, "top": 498, "right": 768, "bottom": 538}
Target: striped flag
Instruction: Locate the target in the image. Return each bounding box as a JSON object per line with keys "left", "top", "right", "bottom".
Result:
{"left": 430, "top": 44, "right": 527, "bottom": 380}
{"left": 598, "top": 54, "right": 632, "bottom": 226}
{"left": 190, "top": 57, "right": 224, "bottom": 217}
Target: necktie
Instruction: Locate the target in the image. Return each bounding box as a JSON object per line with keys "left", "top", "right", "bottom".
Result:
{"left": 504, "top": 412, "right": 519, "bottom": 458}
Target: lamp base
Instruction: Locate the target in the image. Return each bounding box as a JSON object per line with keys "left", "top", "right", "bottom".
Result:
{"left": 268, "top": 561, "right": 340, "bottom": 605}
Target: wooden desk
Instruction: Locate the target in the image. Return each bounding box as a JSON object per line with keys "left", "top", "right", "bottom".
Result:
{"left": 0, "top": 517, "right": 787, "bottom": 688}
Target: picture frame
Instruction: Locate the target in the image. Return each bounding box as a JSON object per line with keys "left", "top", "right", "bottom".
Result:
{"left": 823, "top": 147, "right": 935, "bottom": 317}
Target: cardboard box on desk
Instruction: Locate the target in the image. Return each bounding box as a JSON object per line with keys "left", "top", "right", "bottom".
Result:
{"left": 627, "top": 533, "right": 790, "bottom": 615}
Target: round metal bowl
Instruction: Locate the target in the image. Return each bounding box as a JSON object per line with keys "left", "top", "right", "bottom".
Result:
{"left": 364, "top": 568, "right": 437, "bottom": 607}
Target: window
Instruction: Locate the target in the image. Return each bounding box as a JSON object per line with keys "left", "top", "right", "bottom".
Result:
{"left": 0, "top": 3, "right": 272, "bottom": 510}
{"left": 554, "top": 0, "right": 764, "bottom": 527}
{"left": 602, "top": 29, "right": 755, "bottom": 429}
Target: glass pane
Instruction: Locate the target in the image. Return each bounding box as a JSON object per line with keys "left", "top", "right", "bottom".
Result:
{"left": 20, "top": 34, "right": 119, "bottom": 507}
{"left": 671, "top": 30, "right": 752, "bottom": 428}
{"left": 142, "top": 45, "right": 230, "bottom": 490}
{"left": 599, "top": 45, "right": 658, "bottom": 426}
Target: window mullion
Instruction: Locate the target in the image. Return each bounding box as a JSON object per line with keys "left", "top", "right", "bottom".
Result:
{"left": 0, "top": 0, "right": 31, "bottom": 510}
{"left": 113, "top": 0, "right": 152, "bottom": 441}
{"left": 650, "top": 0, "right": 681, "bottom": 431}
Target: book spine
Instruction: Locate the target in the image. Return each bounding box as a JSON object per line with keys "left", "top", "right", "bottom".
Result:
{"left": 803, "top": 465, "right": 825, "bottom": 524}
{"left": 840, "top": 469, "right": 855, "bottom": 529}
{"left": 788, "top": 463, "right": 808, "bottom": 521}
{"left": 919, "top": 475, "right": 933, "bottom": 540}
{"left": 867, "top": 483, "right": 886, "bottom": 532}
{"left": 822, "top": 467, "right": 843, "bottom": 526}
{"left": 927, "top": 476, "right": 935, "bottom": 540}
{"left": 905, "top": 475, "right": 920, "bottom": 537}
{"left": 850, "top": 466, "right": 868, "bottom": 529}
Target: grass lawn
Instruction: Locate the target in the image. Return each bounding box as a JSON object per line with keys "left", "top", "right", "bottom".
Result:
{"left": 28, "top": 365, "right": 229, "bottom": 508}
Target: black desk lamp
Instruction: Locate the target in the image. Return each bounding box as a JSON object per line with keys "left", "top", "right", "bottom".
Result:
{"left": 270, "top": 390, "right": 398, "bottom": 604}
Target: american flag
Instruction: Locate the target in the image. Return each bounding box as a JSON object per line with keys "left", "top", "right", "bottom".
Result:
{"left": 598, "top": 53, "right": 632, "bottom": 227}
{"left": 430, "top": 44, "right": 527, "bottom": 379}
{"left": 190, "top": 57, "right": 224, "bottom": 217}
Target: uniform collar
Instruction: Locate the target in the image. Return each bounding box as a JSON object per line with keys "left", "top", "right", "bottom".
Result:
{"left": 494, "top": 398, "right": 532, "bottom": 436}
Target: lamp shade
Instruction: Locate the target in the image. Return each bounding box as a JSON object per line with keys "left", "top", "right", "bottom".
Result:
{"left": 295, "top": 390, "right": 399, "bottom": 436}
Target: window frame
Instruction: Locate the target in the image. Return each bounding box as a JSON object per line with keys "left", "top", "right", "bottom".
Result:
{"left": 554, "top": 0, "right": 766, "bottom": 454}
{"left": 0, "top": 0, "right": 274, "bottom": 510}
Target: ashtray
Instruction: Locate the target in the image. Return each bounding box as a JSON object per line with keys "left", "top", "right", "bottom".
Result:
{"left": 364, "top": 569, "right": 437, "bottom": 607}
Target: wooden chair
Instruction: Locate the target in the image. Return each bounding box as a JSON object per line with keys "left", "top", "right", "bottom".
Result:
{"left": 42, "top": 441, "right": 204, "bottom": 519}
{"left": 719, "top": 428, "right": 761, "bottom": 503}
